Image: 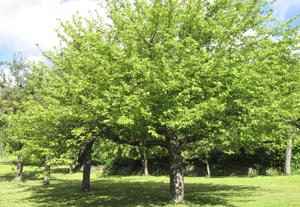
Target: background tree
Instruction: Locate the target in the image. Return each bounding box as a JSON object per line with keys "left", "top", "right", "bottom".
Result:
{"left": 0, "top": 52, "right": 31, "bottom": 181}
{"left": 183, "top": 140, "right": 224, "bottom": 177}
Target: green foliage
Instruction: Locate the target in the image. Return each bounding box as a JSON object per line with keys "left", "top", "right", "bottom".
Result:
{"left": 0, "top": 53, "right": 31, "bottom": 157}
{"left": 2, "top": 0, "right": 300, "bottom": 183}
{"left": 102, "top": 0, "right": 300, "bottom": 149}
{"left": 291, "top": 136, "right": 300, "bottom": 174}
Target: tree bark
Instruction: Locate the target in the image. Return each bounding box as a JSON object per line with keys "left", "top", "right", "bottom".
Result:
{"left": 81, "top": 140, "right": 95, "bottom": 192}
{"left": 69, "top": 164, "right": 75, "bottom": 174}
{"left": 285, "top": 137, "right": 292, "bottom": 176}
{"left": 142, "top": 149, "right": 149, "bottom": 176}
{"left": 205, "top": 160, "right": 211, "bottom": 177}
{"left": 15, "top": 153, "right": 23, "bottom": 181}
{"left": 43, "top": 158, "right": 51, "bottom": 185}
{"left": 168, "top": 138, "right": 184, "bottom": 203}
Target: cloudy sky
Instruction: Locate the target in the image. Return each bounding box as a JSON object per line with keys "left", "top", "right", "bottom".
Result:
{"left": 0, "top": 0, "right": 104, "bottom": 63}
{"left": 0, "top": 0, "right": 299, "bottom": 63}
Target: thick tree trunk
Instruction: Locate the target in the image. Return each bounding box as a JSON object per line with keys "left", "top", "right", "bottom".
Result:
{"left": 82, "top": 159, "right": 91, "bottom": 192}
{"left": 168, "top": 138, "right": 184, "bottom": 203}
{"left": 81, "top": 140, "right": 95, "bottom": 192}
{"left": 205, "top": 160, "right": 211, "bottom": 177}
{"left": 142, "top": 149, "right": 149, "bottom": 176}
{"left": 43, "top": 159, "right": 51, "bottom": 186}
{"left": 15, "top": 153, "right": 23, "bottom": 181}
{"left": 285, "top": 137, "right": 292, "bottom": 176}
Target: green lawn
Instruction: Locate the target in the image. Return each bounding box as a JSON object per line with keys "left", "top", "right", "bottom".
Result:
{"left": 0, "top": 160, "right": 300, "bottom": 207}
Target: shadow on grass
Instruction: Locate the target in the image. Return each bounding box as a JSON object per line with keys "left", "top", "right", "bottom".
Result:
{"left": 0, "top": 168, "right": 42, "bottom": 182}
{"left": 0, "top": 173, "right": 15, "bottom": 182}
{"left": 26, "top": 178, "right": 258, "bottom": 207}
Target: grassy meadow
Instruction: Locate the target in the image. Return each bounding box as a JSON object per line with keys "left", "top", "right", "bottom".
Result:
{"left": 0, "top": 159, "right": 300, "bottom": 207}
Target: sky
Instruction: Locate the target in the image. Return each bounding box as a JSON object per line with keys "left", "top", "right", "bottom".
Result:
{"left": 0, "top": 0, "right": 104, "bottom": 63}
{"left": 0, "top": 0, "right": 299, "bottom": 64}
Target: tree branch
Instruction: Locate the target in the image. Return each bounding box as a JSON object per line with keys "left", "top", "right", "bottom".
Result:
{"left": 103, "top": 127, "right": 167, "bottom": 148}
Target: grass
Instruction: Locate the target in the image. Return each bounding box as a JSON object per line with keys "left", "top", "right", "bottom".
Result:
{"left": 0, "top": 160, "right": 300, "bottom": 207}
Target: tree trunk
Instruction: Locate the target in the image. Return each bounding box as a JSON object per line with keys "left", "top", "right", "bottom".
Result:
{"left": 168, "top": 138, "right": 184, "bottom": 203}
{"left": 81, "top": 140, "right": 95, "bottom": 192}
{"left": 15, "top": 153, "right": 23, "bottom": 181}
{"left": 43, "top": 158, "right": 51, "bottom": 185}
{"left": 69, "top": 164, "right": 75, "bottom": 174}
{"left": 205, "top": 160, "right": 211, "bottom": 177}
{"left": 82, "top": 159, "right": 91, "bottom": 192}
{"left": 142, "top": 149, "right": 149, "bottom": 176}
{"left": 285, "top": 137, "right": 292, "bottom": 176}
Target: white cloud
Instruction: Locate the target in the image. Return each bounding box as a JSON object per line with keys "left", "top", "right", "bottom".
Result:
{"left": 0, "top": 0, "right": 105, "bottom": 60}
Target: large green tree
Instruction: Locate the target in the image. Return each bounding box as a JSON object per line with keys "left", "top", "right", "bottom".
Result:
{"left": 5, "top": 0, "right": 300, "bottom": 203}
{"left": 102, "top": 0, "right": 300, "bottom": 202}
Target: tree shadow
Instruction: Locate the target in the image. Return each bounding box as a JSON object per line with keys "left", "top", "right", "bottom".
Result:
{"left": 0, "top": 173, "right": 15, "bottom": 182}
{"left": 26, "top": 178, "right": 258, "bottom": 207}
{"left": 0, "top": 168, "right": 42, "bottom": 182}
{"left": 51, "top": 167, "right": 70, "bottom": 174}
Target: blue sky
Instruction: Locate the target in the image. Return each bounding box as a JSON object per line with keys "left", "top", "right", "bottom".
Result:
{"left": 0, "top": 0, "right": 299, "bottom": 64}
{"left": 273, "top": 0, "right": 300, "bottom": 22}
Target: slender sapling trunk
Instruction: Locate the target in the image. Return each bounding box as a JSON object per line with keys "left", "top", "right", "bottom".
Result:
{"left": 15, "top": 153, "right": 23, "bottom": 181}
{"left": 205, "top": 160, "right": 211, "bottom": 177}
{"left": 69, "top": 164, "right": 75, "bottom": 174}
{"left": 43, "top": 158, "right": 51, "bottom": 185}
{"left": 142, "top": 148, "right": 149, "bottom": 176}
{"left": 285, "top": 137, "right": 292, "bottom": 176}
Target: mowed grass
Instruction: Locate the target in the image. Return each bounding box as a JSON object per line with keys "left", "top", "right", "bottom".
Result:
{"left": 0, "top": 160, "right": 300, "bottom": 207}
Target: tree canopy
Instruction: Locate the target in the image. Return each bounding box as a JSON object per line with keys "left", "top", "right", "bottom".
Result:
{"left": 1, "top": 0, "right": 300, "bottom": 203}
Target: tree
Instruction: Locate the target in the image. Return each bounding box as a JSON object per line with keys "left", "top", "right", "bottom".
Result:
{"left": 6, "top": 0, "right": 299, "bottom": 203}
{"left": 5, "top": 59, "right": 91, "bottom": 184}
{"left": 102, "top": 0, "right": 300, "bottom": 202}
{"left": 0, "top": 52, "right": 31, "bottom": 181}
